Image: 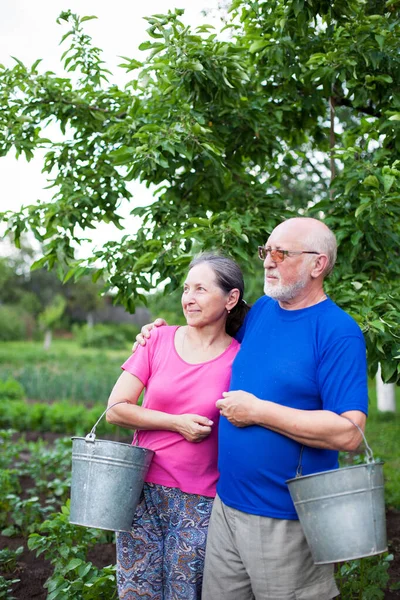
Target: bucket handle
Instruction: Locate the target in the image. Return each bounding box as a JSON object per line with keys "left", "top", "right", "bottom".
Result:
{"left": 85, "top": 401, "right": 128, "bottom": 442}
{"left": 295, "top": 416, "right": 374, "bottom": 477}
{"left": 340, "top": 415, "right": 374, "bottom": 463}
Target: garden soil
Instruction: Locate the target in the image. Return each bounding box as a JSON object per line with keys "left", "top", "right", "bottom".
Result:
{"left": 1, "top": 511, "right": 400, "bottom": 599}
{"left": 1, "top": 432, "right": 400, "bottom": 599}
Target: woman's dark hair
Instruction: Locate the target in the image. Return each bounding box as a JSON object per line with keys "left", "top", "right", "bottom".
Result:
{"left": 188, "top": 253, "right": 250, "bottom": 336}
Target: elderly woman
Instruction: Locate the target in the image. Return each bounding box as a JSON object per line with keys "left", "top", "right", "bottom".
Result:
{"left": 106, "top": 253, "right": 249, "bottom": 600}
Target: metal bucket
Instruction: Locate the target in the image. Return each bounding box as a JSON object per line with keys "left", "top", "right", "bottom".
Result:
{"left": 286, "top": 422, "right": 387, "bottom": 564}
{"left": 70, "top": 402, "right": 154, "bottom": 532}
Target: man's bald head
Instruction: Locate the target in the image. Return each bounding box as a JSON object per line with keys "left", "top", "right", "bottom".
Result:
{"left": 271, "top": 218, "right": 337, "bottom": 277}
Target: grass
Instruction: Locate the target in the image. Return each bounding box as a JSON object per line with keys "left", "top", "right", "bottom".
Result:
{"left": 0, "top": 340, "right": 131, "bottom": 403}
{"left": 340, "top": 382, "right": 400, "bottom": 510}
{"left": 363, "top": 382, "right": 400, "bottom": 510}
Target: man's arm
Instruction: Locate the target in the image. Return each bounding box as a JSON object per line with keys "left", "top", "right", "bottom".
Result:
{"left": 216, "top": 390, "right": 366, "bottom": 452}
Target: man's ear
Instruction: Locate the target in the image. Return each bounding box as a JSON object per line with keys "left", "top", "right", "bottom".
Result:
{"left": 311, "top": 254, "right": 329, "bottom": 279}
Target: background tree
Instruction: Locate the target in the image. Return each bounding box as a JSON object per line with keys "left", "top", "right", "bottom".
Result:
{"left": 38, "top": 294, "right": 67, "bottom": 349}
{"left": 0, "top": 2, "right": 399, "bottom": 383}
{"left": 0, "top": 241, "right": 126, "bottom": 340}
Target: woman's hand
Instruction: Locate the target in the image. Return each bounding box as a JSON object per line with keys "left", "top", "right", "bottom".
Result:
{"left": 176, "top": 414, "right": 214, "bottom": 443}
{"left": 132, "top": 318, "right": 168, "bottom": 352}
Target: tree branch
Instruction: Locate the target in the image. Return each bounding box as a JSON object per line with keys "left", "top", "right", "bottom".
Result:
{"left": 334, "top": 96, "right": 381, "bottom": 119}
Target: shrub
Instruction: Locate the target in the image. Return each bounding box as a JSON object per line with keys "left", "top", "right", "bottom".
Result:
{"left": 0, "top": 378, "right": 25, "bottom": 401}
{"left": 0, "top": 306, "right": 26, "bottom": 341}
{"left": 74, "top": 323, "right": 139, "bottom": 350}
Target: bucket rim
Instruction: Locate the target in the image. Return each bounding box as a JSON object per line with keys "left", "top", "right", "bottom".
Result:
{"left": 313, "top": 546, "right": 389, "bottom": 564}
{"left": 286, "top": 460, "right": 384, "bottom": 485}
{"left": 71, "top": 436, "right": 154, "bottom": 454}
{"left": 69, "top": 519, "right": 134, "bottom": 533}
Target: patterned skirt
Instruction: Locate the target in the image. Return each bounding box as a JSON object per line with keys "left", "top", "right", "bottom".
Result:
{"left": 116, "top": 482, "right": 214, "bottom": 600}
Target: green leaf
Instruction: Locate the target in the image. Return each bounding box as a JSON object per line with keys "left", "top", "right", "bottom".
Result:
{"left": 11, "top": 56, "right": 25, "bottom": 67}
{"left": 65, "top": 558, "right": 83, "bottom": 572}
{"left": 31, "top": 256, "right": 49, "bottom": 271}
{"left": 354, "top": 203, "right": 370, "bottom": 218}
{"left": 370, "top": 320, "right": 386, "bottom": 332}
{"left": 362, "top": 175, "right": 379, "bottom": 188}
{"left": 92, "top": 269, "right": 104, "bottom": 283}
{"left": 380, "top": 360, "right": 397, "bottom": 382}
{"left": 81, "top": 15, "right": 98, "bottom": 22}
{"left": 382, "top": 174, "right": 395, "bottom": 193}
{"left": 249, "top": 40, "right": 268, "bottom": 53}
{"left": 375, "top": 34, "right": 385, "bottom": 50}
{"left": 190, "top": 61, "right": 204, "bottom": 71}
{"left": 187, "top": 217, "right": 210, "bottom": 227}
{"left": 389, "top": 114, "right": 400, "bottom": 121}
{"left": 78, "top": 562, "right": 93, "bottom": 577}
{"left": 63, "top": 268, "right": 77, "bottom": 284}
{"left": 59, "top": 545, "right": 70, "bottom": 559}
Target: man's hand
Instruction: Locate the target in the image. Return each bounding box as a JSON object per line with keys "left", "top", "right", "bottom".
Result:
{"left": 132, "top": 318, "right": 168, "bottom": 352}
{"left": 176, "top": 414, "right": 214, "bottom": 443}
{"left": 216, "top": 391, "right": 259, "bottom": 428}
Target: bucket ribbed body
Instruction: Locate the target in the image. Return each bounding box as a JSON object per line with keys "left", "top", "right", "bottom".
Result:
{"left": 287, "top": 462, "right": 387, "bottom": 564}
{"left": 70, "top": 437, "right": 154, "bottom": 532}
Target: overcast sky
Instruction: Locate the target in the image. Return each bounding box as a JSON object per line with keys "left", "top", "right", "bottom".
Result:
{"left": 0, "top": 0, "right": 223, "bottom": 256}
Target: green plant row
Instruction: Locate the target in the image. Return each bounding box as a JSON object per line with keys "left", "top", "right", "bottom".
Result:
{"left": 336, "top": 554, "right": 394, "bottom": 599}
{"left": 1, "top": 429, "right": 397, "bottom": 599}
{"left": 0, "top": 340, "right": 130, "bottom": 403}
{"left": 0, "top": 340, "right": 129, "bottom": 367}
{"left": 0, "top": 400, "right": 123, "bottom": 436}
{"left": 0, "top": 574, "right": 19, "bottom": 599}
{"left": 28, "top": 502, "right": 117, "bottom": 600}
{"left": 0, "top": 431, "right": 73, "bottom": 535}
{"left": 0, "top": 366, "right": 122, "bottom": 403}
{"left": 0, "top": 430, "right": 117, "bottom": 599}
{"left": 0, "top": 378, "right": 25, "bottom": 401}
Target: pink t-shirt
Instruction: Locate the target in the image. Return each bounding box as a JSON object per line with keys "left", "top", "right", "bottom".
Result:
{"left": 121, "top": 326, "right": 240, "bottom": 497}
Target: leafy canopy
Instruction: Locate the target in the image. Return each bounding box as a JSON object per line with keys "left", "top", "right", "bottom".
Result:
{"left": 0, "top": 2, "right": 399, "bottom": 382}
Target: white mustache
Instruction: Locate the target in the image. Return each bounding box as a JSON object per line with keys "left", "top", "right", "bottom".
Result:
{"left": 265, "top": 269, "right": 280, "bottom": 280}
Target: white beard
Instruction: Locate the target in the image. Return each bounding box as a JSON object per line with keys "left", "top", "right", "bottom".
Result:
{"left": 264, "top": 268, "right": 309, "bottom": 302}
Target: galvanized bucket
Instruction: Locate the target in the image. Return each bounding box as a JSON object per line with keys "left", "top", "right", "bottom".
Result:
{"left": 70, "top": 402, "right": 154, "bottom": 532}
{"left": 286, "top": 419, "right": 387, "bottom": 564}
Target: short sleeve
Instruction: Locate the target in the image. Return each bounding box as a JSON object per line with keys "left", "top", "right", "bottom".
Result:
{"left": 318, "top": 335, "right": 368, "bottom": 416}
{"left": 121, "top": 340, "right": 153, "bottom": 387}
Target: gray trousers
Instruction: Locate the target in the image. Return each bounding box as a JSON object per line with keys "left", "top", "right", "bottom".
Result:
{"left": 202, "top": 495, "right": 339, "bottom": 600}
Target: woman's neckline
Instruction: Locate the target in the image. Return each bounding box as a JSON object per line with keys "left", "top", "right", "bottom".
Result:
{"left": 172, "top": 326, "right": 235, "bottom": 366}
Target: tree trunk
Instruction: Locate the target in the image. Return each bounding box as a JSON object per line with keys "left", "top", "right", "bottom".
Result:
{"left": 376, "top": 364, "right": 396, "bottom": 412}
{"left": 329, "top": 95, "right": 336, "bottom": 200}
{"left": 43, "top": 329, "right": 52, "bottom": 350}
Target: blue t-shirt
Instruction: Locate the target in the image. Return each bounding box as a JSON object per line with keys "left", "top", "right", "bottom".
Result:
{"left": 217, "top": 295, "right": 368, "bottom": 519}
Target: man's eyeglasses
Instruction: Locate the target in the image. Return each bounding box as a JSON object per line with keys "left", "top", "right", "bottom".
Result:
{"left": 258, "top": 246, "right": 320, "bottom": 263}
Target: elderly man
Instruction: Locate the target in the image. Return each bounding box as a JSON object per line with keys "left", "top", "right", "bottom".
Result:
{"left": 134, "top": 217, "right": 368, "bottom": 600}
{"left": 202, "top": 217, "right": 367, "bottom": 600}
